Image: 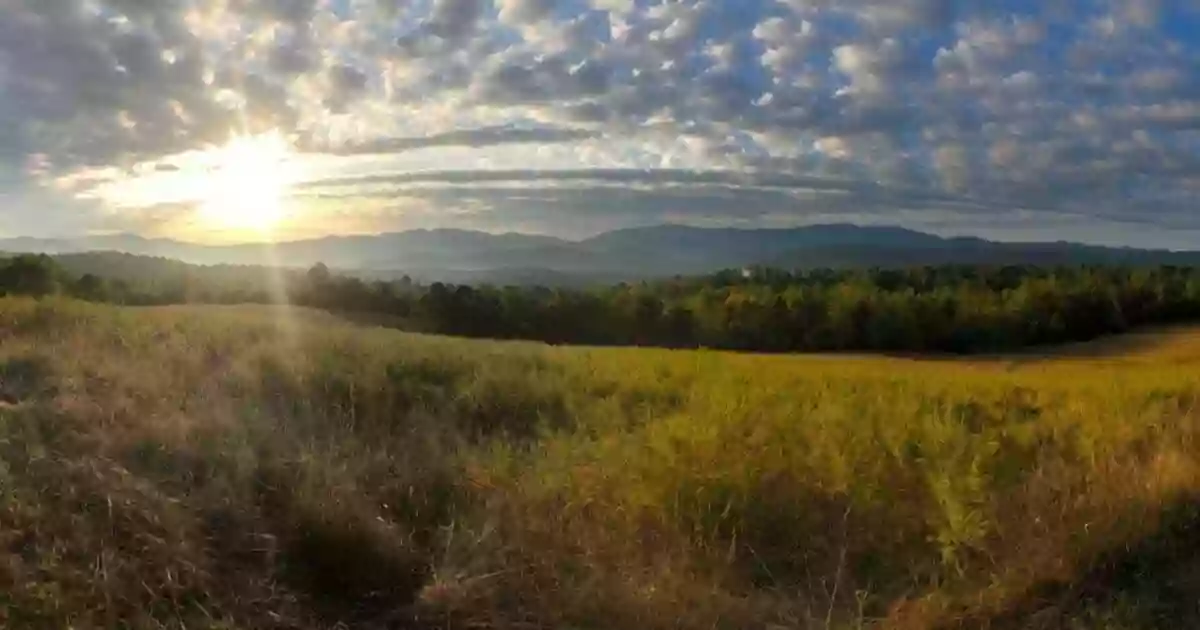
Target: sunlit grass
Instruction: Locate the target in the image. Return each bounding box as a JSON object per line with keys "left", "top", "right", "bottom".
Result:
{"left": 1, "top": 297, "right": 1199, "bottom": 628}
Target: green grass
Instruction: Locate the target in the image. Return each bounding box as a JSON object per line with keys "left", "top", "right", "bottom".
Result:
{"left": 1, "top": 297, "right": 1200, "bottom": 629}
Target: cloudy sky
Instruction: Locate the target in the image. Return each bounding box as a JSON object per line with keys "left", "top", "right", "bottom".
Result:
{"left": 2, "top": 0, "right": 1200, "bottom": 247}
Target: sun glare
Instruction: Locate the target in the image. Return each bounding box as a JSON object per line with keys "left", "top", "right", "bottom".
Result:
{"left": 196, "top": 132, "right": 294, "bottom": 235}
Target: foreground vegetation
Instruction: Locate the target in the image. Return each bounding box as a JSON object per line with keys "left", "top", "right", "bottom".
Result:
{"left": 2, "top": 297, "right": 1200, "bottom": 628}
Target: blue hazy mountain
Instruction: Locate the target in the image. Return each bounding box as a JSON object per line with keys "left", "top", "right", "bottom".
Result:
{"left": 5, "top": 224, "right": 1199, "bottom": 284}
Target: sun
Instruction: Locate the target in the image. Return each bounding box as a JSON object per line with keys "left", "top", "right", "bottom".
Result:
{"left": 196, "top": 132, "right": 294, "bottom": 235}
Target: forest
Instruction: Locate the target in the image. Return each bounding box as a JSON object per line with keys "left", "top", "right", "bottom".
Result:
{"left": 5, "top": 251, "right": 1200, "bottom": 353}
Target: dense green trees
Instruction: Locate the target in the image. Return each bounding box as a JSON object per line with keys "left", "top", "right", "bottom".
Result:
{"left": 5, "top": 252, "right": 1200, "bottom": 353}
{"left": 0, "top": 254, "right": 64, "bottom": 297}
{"left": 289, "top": 263, "right": 1200, "bottom": 353}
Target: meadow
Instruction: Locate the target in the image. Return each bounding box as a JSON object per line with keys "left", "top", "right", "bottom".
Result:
{"left": 1, "top": 297, "right": 1199, "bottom": 629}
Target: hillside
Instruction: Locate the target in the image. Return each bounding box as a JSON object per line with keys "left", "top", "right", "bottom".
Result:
{"left": 5, "top": 224, "right": 1199, "bottom": 283}
{"left": 3, "top": 298, "right": 1200, "bottom": 628}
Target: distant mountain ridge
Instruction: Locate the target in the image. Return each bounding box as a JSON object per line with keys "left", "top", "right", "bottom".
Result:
{"left": 4, "top": 224, "right": 1199, "bottom": 284}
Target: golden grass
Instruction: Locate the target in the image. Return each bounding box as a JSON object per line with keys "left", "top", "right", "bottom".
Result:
{"left": 1, "top": 297, "right": 1199, "bottom": 629}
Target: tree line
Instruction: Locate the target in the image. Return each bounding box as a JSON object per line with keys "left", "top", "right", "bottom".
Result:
{"left": 5, "top": 253, "right": 1200, "bottom": 353}
{"left": 294, "top": 263, "right": 1200, "bottom": 353}
{"left": 0, "top": 253, "right": 275, "bottom": 305}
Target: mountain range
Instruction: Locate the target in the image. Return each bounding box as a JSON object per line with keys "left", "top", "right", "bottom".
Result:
{"left": 4, "top": 225, "right": 1199, "bottom": 285}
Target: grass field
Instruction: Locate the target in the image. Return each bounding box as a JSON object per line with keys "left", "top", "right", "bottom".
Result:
{"left": 2, "top": 298, "right": 1200, "bottom": 629}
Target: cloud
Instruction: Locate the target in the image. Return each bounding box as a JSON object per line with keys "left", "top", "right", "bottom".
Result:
{"left": 2, "top": 0, "right": 1200, "bottom": 246}
{"left": 281, "top": 167, "right": 1200, "bottom": 249}
{"left": 429, "top": 0, "right": 491, "bottom": 40}
{"left": 498, "top": 0, "right": 559, "bottom": 25}
{"left": 299, "top": 125, "right": 600, "bottom": 155}
{"left": 287, "top": 166, "right": 1028, "bottom": 231}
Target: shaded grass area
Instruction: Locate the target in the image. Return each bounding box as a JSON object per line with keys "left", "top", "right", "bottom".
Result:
{"left": 940, "top": 496, "right": 1200, "bottom": 630}
{"left": 1, "top": 297, "right": 1200, "bottom": 628}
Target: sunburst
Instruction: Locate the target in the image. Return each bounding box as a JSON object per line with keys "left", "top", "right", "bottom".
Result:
{"left": 194, "top": 132, "right": 295, "bottom": 235}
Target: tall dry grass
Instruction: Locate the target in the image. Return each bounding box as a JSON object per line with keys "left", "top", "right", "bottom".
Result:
{"left": 1, "top": 297, "right": 1199, "bottom": 629}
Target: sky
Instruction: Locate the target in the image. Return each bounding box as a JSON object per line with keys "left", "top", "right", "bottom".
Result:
{"left": 2, "top": 0, "right": 1200, "bottom": 247}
